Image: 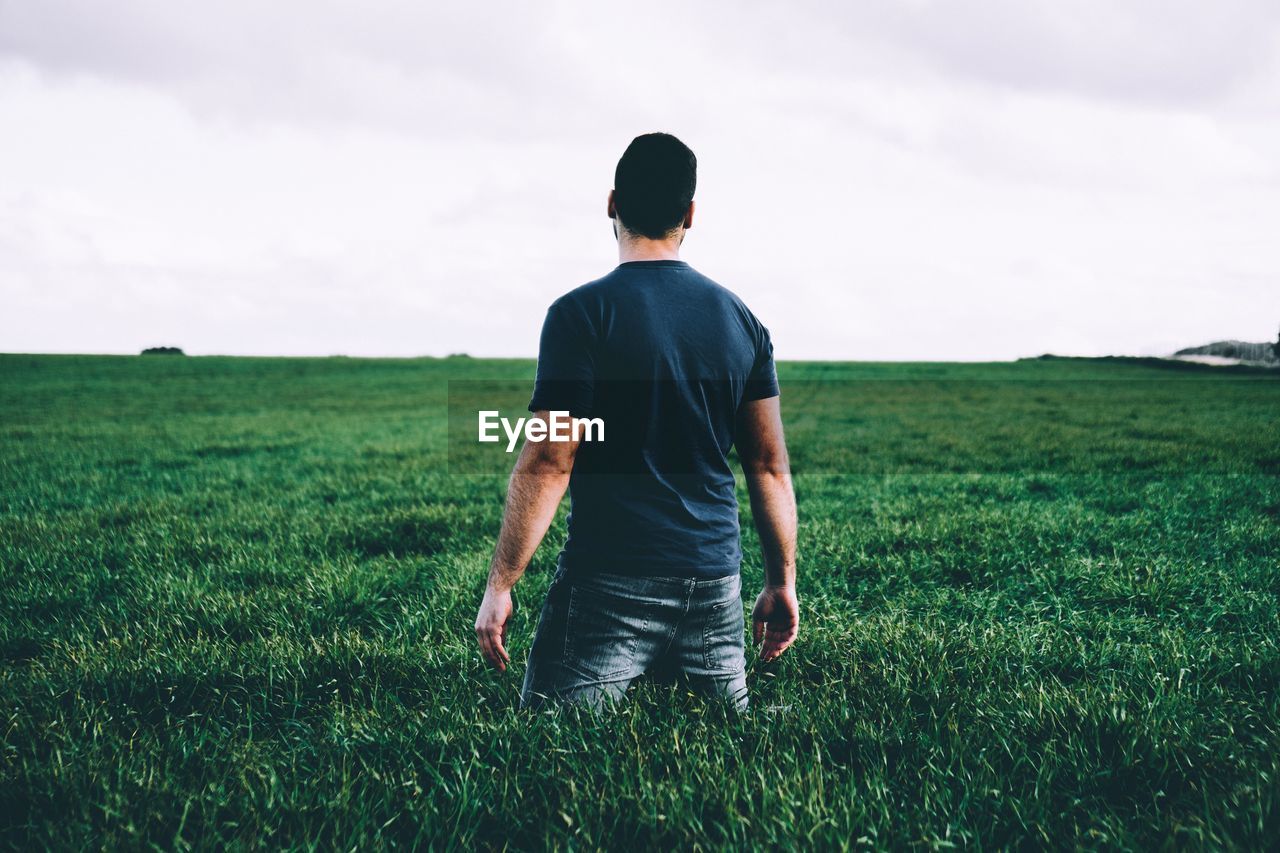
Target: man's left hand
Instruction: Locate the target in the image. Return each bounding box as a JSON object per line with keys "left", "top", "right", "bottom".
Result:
{"left": 475, "top": 587, "right": 513, "bottom": 671}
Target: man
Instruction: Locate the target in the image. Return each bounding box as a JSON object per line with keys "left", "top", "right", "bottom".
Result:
{"left": 474, "top": 132, "right": 799, "bottom": 710}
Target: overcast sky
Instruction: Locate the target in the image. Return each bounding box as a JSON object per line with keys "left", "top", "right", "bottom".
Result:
{"left": 2, "top": 0, "right": 1278, "bottom": 360}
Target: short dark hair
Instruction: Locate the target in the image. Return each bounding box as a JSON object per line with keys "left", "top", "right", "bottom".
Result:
{"left": 613, "top": 133, "right": 697, "bottom": 239}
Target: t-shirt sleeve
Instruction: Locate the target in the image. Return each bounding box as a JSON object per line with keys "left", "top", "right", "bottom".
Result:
{"left": 528, "top": 297, "right": 595, "bottom": 416}
{"left": 744, "top": 322, "right": 780, "bottom": 401}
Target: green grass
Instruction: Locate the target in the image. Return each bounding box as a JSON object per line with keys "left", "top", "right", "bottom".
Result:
{"left": 2, "top": 353, "right": 1278, "bottom": 849}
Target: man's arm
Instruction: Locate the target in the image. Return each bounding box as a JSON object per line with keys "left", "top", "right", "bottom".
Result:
{"left": 474, "top": 411, "right": 580, "bottom": 671}
{"left": 735, "top": 396, "right": 799, "bottom": 661}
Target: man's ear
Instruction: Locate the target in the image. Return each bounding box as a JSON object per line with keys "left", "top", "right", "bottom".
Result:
{"left": 683, "top": 199, "right": 695, "bottom": 229}
{"left": 607, "top": 189, "right": 617, "bottom": 219}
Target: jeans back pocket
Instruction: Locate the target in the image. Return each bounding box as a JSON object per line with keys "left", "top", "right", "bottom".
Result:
{"left": 702, "top": 583, "right": 746, "bottom": 674}
{"left": 563, "top": 582, "right": 648, "bottom": 681}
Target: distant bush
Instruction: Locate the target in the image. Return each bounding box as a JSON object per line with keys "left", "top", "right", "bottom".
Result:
{"left": 141, "top": 346, "right": 185, "bottom": 356}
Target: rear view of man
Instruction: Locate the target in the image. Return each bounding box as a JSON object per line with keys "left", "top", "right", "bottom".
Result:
{"left": 474, "top": 133, "right": 799, "bottom": 710}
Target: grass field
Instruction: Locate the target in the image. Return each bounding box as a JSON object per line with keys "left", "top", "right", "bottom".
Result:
{"left": 2, "top": 353, "right": 1278, "bottom": 849}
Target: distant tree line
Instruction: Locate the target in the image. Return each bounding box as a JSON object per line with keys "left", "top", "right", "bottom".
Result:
{"left": 141, "top": 346, "right": 185, "bottom": 356}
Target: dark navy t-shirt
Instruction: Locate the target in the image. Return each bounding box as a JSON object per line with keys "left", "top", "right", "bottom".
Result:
{"left": 528, "top": 259, "right": 779, "bottom": 579}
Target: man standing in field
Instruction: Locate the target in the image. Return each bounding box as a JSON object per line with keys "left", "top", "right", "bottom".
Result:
{"left": 474, "top": 133, "right": 799, "bottom": 710}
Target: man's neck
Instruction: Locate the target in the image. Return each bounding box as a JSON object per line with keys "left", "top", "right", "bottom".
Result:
{"left": 617, "top": 235, "right": 683, "bottom": 264}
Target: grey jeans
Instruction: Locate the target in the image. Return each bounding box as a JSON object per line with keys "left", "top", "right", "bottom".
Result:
{"left": 520, "top": 559, "right": 749, "bottom": 710}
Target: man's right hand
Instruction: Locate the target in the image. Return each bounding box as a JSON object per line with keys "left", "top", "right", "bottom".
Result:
{"left": 738, "top": 396, "right": 799, "bottom": 663}
{"left": 751, "top": 585, "right": 799, "bottom": 662}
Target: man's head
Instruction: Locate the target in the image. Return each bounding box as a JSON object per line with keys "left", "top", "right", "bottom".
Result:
{"left": 609, "top": 133, "right": 696, "bottom": 241}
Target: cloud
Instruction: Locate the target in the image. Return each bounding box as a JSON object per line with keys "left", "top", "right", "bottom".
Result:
{"left": 1, "top": 1, "right": 1278, "bottom": 359}
{"left": 0, "top": 1, "right": 631, "bottom": 140}
{"left": 833, "top": 0, "right": 1277, "bottom": 105}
